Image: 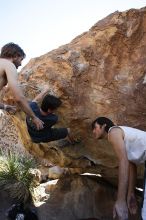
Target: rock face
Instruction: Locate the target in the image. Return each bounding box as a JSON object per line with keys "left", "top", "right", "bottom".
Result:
{"left": 1, "top": 7, "right": 146, "bottom": 185}
{"left": 0, "top": 112, "right": 26, "bottom": 155}
{"left": 37, "top": 175, "right": 140, "bottom": 220}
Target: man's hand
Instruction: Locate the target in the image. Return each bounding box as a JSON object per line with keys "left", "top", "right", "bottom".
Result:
{"left": 32, "top": 117, "right": 44, "bottom": 130}
{"left": 4, "top": 104, "right": 17, "bottom": 114}
{"left": 127, "top": 192, "right": 138, "bottom": 215}
{"left": 113, "top": 200, "right": 128, "bottom": 220}
{"left": 33, "top": 85, "right": 50, "bottom": 103}
{"left": 42, "top": 85, "right": 50, "bottom": 93}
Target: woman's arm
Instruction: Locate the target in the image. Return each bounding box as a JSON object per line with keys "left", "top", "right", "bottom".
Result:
{"left": 127, "top": 162, "right": 138, "bottom": 215}
{"left": 109, "top": 128, "right": 129, "bottom": 220}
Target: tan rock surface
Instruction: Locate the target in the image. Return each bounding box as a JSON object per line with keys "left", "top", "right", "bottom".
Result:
{"left": 1, "top": 7, "right": 146, "bottom": 185}
{"left": 37, "top": 175, "right": 140, "bottom": 220}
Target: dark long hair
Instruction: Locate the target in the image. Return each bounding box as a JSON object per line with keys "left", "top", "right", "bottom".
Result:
{"left": 92, "top": 117, "right": 115, "bottom": 133}
{"left": 0, "top": 43, "right": 26, "bottom": 58}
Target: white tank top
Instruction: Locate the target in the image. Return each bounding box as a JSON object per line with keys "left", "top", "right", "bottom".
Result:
{"left": 109, "top": 126, "right": 146, "bottom": 164}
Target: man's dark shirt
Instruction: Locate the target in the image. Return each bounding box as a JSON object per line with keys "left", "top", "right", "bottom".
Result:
{"left": 26, "top": 101, "right": 58, "bottom": 142}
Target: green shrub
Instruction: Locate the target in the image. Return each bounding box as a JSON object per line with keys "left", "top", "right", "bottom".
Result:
{"left": 0, "top": 150, "right": 37, "bottom": 203}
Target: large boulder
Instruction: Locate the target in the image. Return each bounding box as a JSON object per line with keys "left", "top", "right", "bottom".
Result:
{"left": 37, "top": 175, "right": 140, "bottom": 220}
{"left": 1, "top": 7, "right": 146, "bottom": 186}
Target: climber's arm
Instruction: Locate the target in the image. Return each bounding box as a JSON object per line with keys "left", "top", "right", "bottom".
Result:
{"left": 33, "top": 86, "right": 49, "bottom": 103}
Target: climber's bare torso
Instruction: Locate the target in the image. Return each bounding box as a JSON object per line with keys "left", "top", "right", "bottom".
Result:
{"left": 0, "top": 59, "right": 8, "bottom": 90}
{"left": 0, "top": 57, "right": 23, "bottom": 92}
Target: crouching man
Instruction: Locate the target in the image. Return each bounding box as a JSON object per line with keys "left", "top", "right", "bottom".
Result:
{"left": 26, "top": 87, "right": 77, "bottom": 145}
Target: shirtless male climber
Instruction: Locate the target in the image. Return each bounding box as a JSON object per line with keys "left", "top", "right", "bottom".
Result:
{"left": 0, "top": 42, "right": 43, "bottom": 130}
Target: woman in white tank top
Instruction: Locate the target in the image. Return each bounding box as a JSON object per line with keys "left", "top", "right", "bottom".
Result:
{"left": 92, "top": 117, "right": 146, "bottom": 220}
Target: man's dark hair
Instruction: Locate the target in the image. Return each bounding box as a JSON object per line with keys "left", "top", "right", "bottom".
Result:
{"left": 41, "top": 94, "right": 62, "bottom": 112}
{"left": 92, "top": 117, "right": 115, "bottom": 133}
{"left": 0, "top": 42, "right": 26, "bottom": 58}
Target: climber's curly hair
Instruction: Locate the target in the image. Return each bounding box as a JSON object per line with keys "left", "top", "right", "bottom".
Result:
{"left": 0, "top": 43, "right": 26, "bottom": 59}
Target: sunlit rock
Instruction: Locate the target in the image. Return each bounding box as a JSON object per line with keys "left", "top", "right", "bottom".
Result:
{"left": 1, "top": 7, "right": 146, "bottom": 187}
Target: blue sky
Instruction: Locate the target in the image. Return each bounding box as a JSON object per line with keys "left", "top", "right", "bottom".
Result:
{"left": 0, "top": 0, "right": 146, "bottom": 67}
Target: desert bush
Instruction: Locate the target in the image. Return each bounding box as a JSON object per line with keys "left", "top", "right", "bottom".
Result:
{"left": 0, "top": 150, "right": 37, "bottom": 203}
